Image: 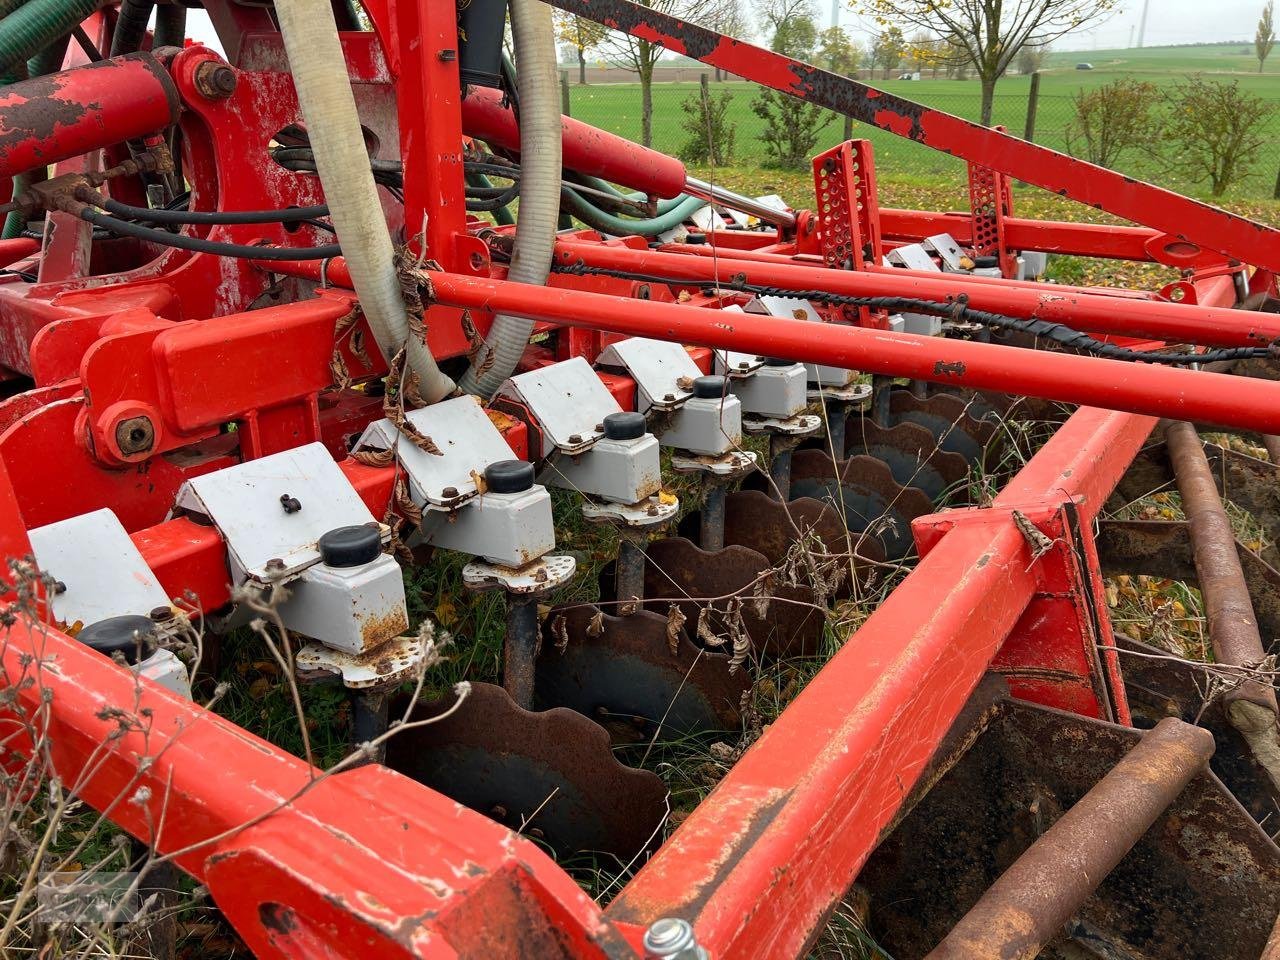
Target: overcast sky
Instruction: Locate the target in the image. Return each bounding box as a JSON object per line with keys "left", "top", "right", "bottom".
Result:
{"left": 837, "top": 1, "right": 1267, "bottom": 51}
{"left": 184, "top": 1, "right": 1268, "bottom": 56}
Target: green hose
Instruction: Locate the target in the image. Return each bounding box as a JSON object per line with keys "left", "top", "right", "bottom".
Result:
{"left": 0, "top": 0, "right": 103, "bottom": 75}
{"left": 26, "top": 31, "right": 68, "bottom": 76}
{"left": 561, "top": 187, "right": 705, "bottom": 238}
{"left": 572, "top": 174, "right": 692, "bottom": 216}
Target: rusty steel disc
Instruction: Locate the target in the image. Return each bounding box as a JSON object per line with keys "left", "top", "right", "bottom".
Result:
{"left": 843, "top": 418, "right": 970, "bottom": 502}
{"left": 789, "top": 450, "right": 935, "bottom": 561}
{"left": 384, "top": 681, "right": 668, "bottom": 859}
{"left": 643, "top": 536, "right": 828, "bottom": 659}
{"left": 888, "top": 389, "right": 999, "bottom": 464}
{"left": 536, "top": 605, "right": 749, "bottom": 740}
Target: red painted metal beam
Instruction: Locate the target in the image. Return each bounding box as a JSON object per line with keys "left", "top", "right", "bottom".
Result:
{"left": 555, "top": 240, "right": 1275, "bottom": 348}
{"left": 0, "top": 612, "right": 628, "bottom": 959}
{"left": 605, "top": 406, "right": 1153, "bottom": 957}
{"left": 541, "top": 0, "right": 1280, "bottom": 274}
{"left": 0, "top": 54, "right": 181, "bottom": 180}
{"left": 424, "top": 270, "right": 1280, "bottom": 435}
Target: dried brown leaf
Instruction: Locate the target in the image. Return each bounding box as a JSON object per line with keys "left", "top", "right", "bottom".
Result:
{"left": 665, "top": 603, "right": 687, "bottom": 655}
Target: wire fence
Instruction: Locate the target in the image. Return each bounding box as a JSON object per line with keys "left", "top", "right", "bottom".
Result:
{"left": 559, "top": 76, "right": 1280, "bottom": 202}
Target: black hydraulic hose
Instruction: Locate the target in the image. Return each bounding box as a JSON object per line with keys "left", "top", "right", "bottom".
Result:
{"left": 152, "top": 5, "right": 186, "bottom": 48}
{"left": 551, "top": 263, "right": 1280, "bottom": 367}
{"left": 98, "top": 195, "right": 330, "bottom": 226}
{"left": 109, "top": 0, "right": 153, "bottom": 57}
{"left": 81, "top": 208, "right": 341, "bottom": 261}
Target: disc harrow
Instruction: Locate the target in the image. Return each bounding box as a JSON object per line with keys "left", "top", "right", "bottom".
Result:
{"left": 1, "top": 3, "right": 1280, "bottom": 959}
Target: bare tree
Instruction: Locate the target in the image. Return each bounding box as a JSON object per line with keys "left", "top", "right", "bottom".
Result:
{"left": 554, "top": 12, "right": 608, "bottom": 84}
{"left": 1064, "top": 77, "right": 1159, "bottom": 168}
{"left": 1258, "top": 1, "right": 1276, "bottom": 73}
{"left": 860, "top": 0, "right": 1118, "bottom": 124}
{"left": 599, "top": 0, "right": 735, "bottom": 146}
{"left": 1164, "top": 77, "right": 1273, "bottom": 196}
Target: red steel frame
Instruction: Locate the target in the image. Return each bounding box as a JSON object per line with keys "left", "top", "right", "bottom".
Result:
{"left": 0, "top": 1, "right": 1276, "bottom": 956}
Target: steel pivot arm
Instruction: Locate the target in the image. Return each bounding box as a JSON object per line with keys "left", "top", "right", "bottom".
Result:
{"left": 544, "top": 0, "right": 1280, "bottom": 275}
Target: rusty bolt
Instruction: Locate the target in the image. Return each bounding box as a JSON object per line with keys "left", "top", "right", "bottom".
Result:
{"left": 195, "top": 62, "right": 237, "bottom": 99}
{"left": 664, "top": 392, "right": 676, "bottom": 402}
{"left": 150, "top": 605, "right": 174, "bottom": 623}
{"left": 279, "top": 493, "right": 302, "bottom": 514}
{"left": 115, "top": 416, "right": 156, "bottom": 456}
{"left": 265, "top": 558, "right": 285, "bottom": 574}
{"left": 438, "top": 48, "right": 457, "bottom": 61}
{"left": 442, "top": 485, "right": 459, "bottom": 498}
{"left": 568, "top": 433, "right": 583, "bottom": 445}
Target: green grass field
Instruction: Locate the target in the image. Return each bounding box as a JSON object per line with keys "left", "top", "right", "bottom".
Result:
{"left": 563, "top": 42, "right": 1280, "bottom": 200}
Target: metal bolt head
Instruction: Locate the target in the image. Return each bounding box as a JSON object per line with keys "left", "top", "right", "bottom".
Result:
{"left": 568, "top": 433, "right": 583, "bottom": 445}
{"left": 664, "top": 392, "right": 677, "bottom": 402}
{"left": 149, "top": 605, "right": 174, "bottom": 623}
{"left": 195, "top": 61, "right": 237, "bottom": 99}
{"left": 115, "top": 416, "right": 156, "bottom": 456}
{"left": 643, "top": 918, "right": 705, "bottom": 959}
{"left": 442, "top": 485, "right": 459, "bottom": 498}
{"left": 279, "top": 493, "right": 302, "bottom": 514}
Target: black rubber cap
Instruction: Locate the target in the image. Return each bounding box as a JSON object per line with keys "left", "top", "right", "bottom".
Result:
{"left": 603, "top": 411, "right": 647, "bottom": 441}
{"left": 692, "top": 375, "right": 727, "bottom": 399}
{"left": 485, "top": 459, "right": 535, "bottom": 494}
{"left": 79, "top": 615, "right": 154, "bottom": 665}
{"left": 686, "top": 233, "right": 708, "bottom": 245}
{"left": 764, "top": 357, "right": 796, "bottom": 367}
{"left": 973, "top": 255, "right": 1000, "bottom": 269}
{"left": 319, "top": 525, "right": 382, "bottom": 568}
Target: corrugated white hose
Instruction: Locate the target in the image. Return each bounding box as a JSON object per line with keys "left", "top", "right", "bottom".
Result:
{"left": 458, "top": 0, "right": 561, "bottom": 397}
{"left": 273, "top": 0, "right": 455, "bottom": 402}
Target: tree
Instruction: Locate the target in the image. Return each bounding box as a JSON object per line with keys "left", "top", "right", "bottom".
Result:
{"left": 1164, "top": 77, "right": 1274, "bottom": 196}
{"left": 870, "top": 26, "right": 904, "bottom": 80}
{"left": 860, "top": 0, "right": 1118, "bottom": 124}
{"left": 818, "top": 25, "right": 861, "bottom": 75}
{"left": 679, "top": 84, "right": 737, "bottom": 164}
{"left": 1016, "top": 42, "right": 1050, "bottom": 75}
{"left": 1258, "top": 1, "right": 1276, "bottom": 73}
{"left": 1064, "top": 77, "right": 1159, "bottom": 168}
{"left": 751, "top": 0, "right": 832, "bottom": 167}
{"left": 598, "top": 0, "right": 735, "bottom": 146}
{"left": 554, "top": 12, "right": 608, "bottom": 84}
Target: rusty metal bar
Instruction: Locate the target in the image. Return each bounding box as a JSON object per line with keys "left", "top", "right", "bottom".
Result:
{"left": 925, "top": 717, "right": 1214, "bottom": 960}
{"left": 1165, "top": 419, "right": 1280, "bottom": 789}
{"left": 1165, "top": 421, "right": 1279, "bottom": 714}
